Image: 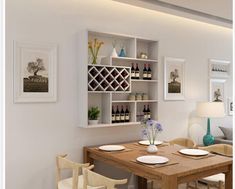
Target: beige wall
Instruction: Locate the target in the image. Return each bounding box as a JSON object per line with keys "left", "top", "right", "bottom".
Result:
{"left": 6, "top": 1, "right": 233, "bottom": 189}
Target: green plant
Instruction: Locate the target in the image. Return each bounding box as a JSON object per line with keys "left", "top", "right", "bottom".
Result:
{"left": 88, "top": 107, "right": 100, "bottom": 120}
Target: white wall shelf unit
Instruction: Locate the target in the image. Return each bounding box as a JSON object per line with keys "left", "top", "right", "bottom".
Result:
{"left": 78, "top": 30, "right": 159, "bottom": 128}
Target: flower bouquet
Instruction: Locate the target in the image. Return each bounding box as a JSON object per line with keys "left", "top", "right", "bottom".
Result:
{"left": 141, "top": 119, "right": 163, "bottom": 153}
{"left": 88, "top": 38, "right": 104, "bottom": 64}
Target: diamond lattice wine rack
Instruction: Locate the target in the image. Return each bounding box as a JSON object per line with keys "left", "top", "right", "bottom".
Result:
{"left": 88, "top": 65, "right": 131, "bottom": 92}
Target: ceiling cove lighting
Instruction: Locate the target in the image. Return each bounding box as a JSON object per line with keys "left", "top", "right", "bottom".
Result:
{"left": 113, "top": 0, "right": 232, "bottom": 28}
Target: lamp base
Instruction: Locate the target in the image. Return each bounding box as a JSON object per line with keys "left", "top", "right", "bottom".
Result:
{"left": 203, "top": 134, "right": 214, "bottom": 146}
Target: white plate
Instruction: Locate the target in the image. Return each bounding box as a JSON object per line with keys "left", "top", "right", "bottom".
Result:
{"left": 98, "top": 145, "right": 125, "bottom": 152}
{"left": 179, "top": 149, "right": 209, "bottom": 156}
{"left": 136, "top": 155, "right": 169, "bottom": 164}
{"left": 138, "top": 140, "right": 163, "bottom": 146}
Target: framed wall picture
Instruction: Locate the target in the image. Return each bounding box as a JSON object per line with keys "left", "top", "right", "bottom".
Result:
{"left": 208, "top": 59, "right": 230, "bottom": 78}
{"left": 14, "top": 41, "right": 57, "bottom": 103}
{"left": 164, "top": 57, "right": 185, "bottom": 101}
{"left": 209, "top": 79, "right": 226, "bottom": 102}
{"left": 228, "top": 98, "right": 233, "bottom": 115}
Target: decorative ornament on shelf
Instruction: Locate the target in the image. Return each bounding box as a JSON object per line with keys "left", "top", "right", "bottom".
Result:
{"left": 141, "top": 119, "right": 163, "bottom": 153}
{"left": 119, "top": 45, "right": 126, "bottom": 57}
{"left": 88, "top": 106, "right": 100, "bottom": 125}
{"left": 111, "top": 40, "right": 118, "bottom": 57}
{"left": 139, "top": 52, "right": 148, "bottom": 59}
{"left": 88, "top": 38, "right": 104, "bottom": 64}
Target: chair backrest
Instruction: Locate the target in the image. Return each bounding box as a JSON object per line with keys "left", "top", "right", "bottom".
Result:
{"left": 168, "top": 138, "right": 197, "bottom": 148}
{"left": 56, "top": 154, "right": 90, "bottom": 189}
{"left": 198, "top": 144, "right": 233, "bottom": 157}
{"left": 83, "top": 168, "right": 127, "bottom": 189}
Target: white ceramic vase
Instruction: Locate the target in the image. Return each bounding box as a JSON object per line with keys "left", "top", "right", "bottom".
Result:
{"left": 111, "top": 47, "right": 118, "bottom": 57}
{"left": 88, "top": 120, "right": 98, "bottom": 125}
{"left": 147, "top": 144, "right": 158, "bottom": 153}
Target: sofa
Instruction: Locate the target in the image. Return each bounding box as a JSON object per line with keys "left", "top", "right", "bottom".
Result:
{"left": 214, "top": 126, "right": 233, "bottom": 145}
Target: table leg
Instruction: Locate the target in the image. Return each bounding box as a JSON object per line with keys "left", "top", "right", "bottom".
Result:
{"left": 137, "top": 176, "right": 147, "bottom": 189}
{"left": 225, "top": 164, "right": 232, "bottom": 189}
{"left": 83, "top": 147, "right": 94, "bottom": 164}
{"left": 161, "top": 176, "right": 177, "bottom": 189}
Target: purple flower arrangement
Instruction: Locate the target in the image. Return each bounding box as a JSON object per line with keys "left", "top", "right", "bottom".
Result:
{"left": 141, "top": 119, "right": 163, "bottom": 145}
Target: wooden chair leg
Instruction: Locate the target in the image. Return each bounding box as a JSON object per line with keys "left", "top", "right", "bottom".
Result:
{"left": 218, "top": 181, "right": 223, "bottom": 189}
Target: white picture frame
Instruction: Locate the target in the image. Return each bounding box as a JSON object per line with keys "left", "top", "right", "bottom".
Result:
{"left": 208, "top": 59, "right": 230, "bottom": 78}
{"left": 14, "top": 41, "right": 57, "bottom": 103}
{"left": 209, "top": 78, "right": 226, "bottom": 102}
{"left": 228, "top": 98, "right": 233, "bottom": 116}
{"left": 164, "top": 57, "right": 185, "bottom": 101}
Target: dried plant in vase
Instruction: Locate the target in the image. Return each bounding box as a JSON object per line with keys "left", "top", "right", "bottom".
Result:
{"left": 88, "top": 38, "right": 104, "bottom": 64}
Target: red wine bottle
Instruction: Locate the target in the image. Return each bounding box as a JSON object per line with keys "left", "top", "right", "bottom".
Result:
{"left": 143, "top": 64, "right": 148, "bottom": 80}
{"left": 135, "top": 63, "right": 140, "bottom": 79}
{"left": 120, "top": 105, "right": 125, "bottom": 123}
{"left": 115, "top": 105, "right": 120, "bottom": 123}
{"left": 147, "top": 64, "right": 152, "bottom": 80}
{"left": 125, "top": 106, "right": 130, "bottom": 122}
{"left": 112, "top": 106, "right": 116, "bottom": 123}
{"left": 131, "top": 63, "right": 135, "bottom": 79}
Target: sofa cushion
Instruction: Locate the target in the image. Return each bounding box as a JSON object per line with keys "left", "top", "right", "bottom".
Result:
{"left": 219, "top": 127, "right": 233, "bottom": 140}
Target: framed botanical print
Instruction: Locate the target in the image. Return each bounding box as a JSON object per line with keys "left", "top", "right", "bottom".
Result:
{"left": 209, "top": 79, "right": 226, "bottom": 102}
{"left": 164, "top": 57, "right": 185, "bottom": 101}
{"left": 14, "top": 41, "right": 57, "bottom": 102}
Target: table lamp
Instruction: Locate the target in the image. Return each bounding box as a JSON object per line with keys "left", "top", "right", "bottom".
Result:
{"left": 196, "top": 102, "right": 225, "bottom": 146}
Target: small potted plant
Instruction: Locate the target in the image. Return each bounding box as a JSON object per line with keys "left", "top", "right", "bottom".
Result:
{"left": 88, "top": 106, "right": 100, "bottom": 125}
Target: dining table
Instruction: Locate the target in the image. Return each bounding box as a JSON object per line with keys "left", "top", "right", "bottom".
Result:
{"left": 83, "top": 141, "right": 233, "bottom": 189}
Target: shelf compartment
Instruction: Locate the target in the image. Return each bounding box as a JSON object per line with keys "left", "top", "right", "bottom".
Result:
{"left": 88, "top": 93, "right": 111, "bottom": 125}
{"left": 136, "top": 103, "right": 158, "bottom": 122}
{"left": 136, "top": 38, "right": 158, "bottom": 60}
{"left": 112, "top": 101, "right": 136, "bottom": 123}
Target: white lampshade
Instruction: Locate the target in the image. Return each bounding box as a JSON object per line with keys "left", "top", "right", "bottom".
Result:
{"left": 196, "top": 102, "right": 225, "bottom": 118}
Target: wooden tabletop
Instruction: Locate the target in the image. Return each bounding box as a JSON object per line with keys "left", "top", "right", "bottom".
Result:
{"left": 83, "top": 142, "right": 233, "bottom": 189}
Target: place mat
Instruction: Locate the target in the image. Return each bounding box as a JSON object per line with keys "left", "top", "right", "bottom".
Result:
{"left": 172, "top": 151, "right": 216, "bottom": 160}
{"left": 133, "top": 142, "right": 170, "bottom": 147}
{"left": 95, "top": 147, "right": 133, "bottom": 153}
{"left": 131, "top": 159, "right": 179, "bottom": 168}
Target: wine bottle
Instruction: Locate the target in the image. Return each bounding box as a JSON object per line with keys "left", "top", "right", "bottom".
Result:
{"left": 143, "top": 64, "right": 148, "bottom": 80}
{"left": 125, "top": 106, "right": 130, "bottom": 122}
{"left": 135, "top": 63, "right": 140, "bottom": 79}
{"left": 147, "top": 64, "right": 152, "bottom": 80}
{"left": 147, "top": 105, "right": 151, "bottom": 119}
{"left": 131, "top": 63, "right": 135, "bottom": 79}
{"left": 143, "top": 105, "right": 147, "bottom": 120}
{"left": 115, "top": 105, "right": 120, "bottom": 123}
{"left": 120, "top": 105, "right": 125, "bottom": 123}
{"left": 112, "top": 106, "right": 116, "bottom": 123}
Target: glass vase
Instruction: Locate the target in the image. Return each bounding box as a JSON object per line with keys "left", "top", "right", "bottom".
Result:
{"left": 92, "top": 56, "right": 97, "bottom": 64}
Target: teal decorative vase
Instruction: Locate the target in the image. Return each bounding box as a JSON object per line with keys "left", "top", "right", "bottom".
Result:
{"left": 119, "top": 48, "right": 126, "bottom": 57}
{"left": 203, "top": 118, "right": 214, "bottom": 146}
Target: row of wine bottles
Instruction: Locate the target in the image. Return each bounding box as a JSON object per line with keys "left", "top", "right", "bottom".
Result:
{"left": 112, "top": 105, "right": 130, "bottom": 123}
{"left": 143, "top": 105, "right": 151, "bottom": 120}
{"left": 131, "top": 63, "right": 152, "bottom": 80}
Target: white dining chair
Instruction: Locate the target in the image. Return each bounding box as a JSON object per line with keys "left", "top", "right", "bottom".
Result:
{"left": 56, "top": 154, "right": 127, "bottom": 189}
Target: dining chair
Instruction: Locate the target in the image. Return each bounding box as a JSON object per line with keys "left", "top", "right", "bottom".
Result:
{"left": 168, "top": 138, "right": 197, "bottom": 148}
{"left": 197, "top": 144, "right": 233, "bottom": 189}
{"left": 83, "top": 168, "right": 128, "bottom": 189}
{"left": 56, "top": 154, "right": 127, "bottom": 189}
{"left": 151, "top": 138, "right": 197, "bottom": 189}
{"left": 56, "top": 154, "right": 92, "bottom": 189}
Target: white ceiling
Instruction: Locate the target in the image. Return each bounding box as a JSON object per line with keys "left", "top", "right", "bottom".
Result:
{"left": 159, "top": 0, "right": 232, "bottom": 20}
{"left": 113, "top": 0, "right": 233, "bottom": 28}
